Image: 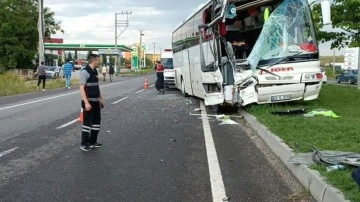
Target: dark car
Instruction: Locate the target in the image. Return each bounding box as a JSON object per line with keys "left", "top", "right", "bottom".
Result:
{"left": 336, "top": 69, "right": 358, "bottom": 84}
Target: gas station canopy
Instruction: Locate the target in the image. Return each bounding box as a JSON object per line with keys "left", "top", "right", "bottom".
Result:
{"left": 44, "top": 43, "right": 133, "bottom": 52}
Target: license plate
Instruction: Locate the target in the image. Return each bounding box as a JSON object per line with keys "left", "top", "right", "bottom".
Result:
{"left": 271, "top": 94, "right": 292, "bottom": 101}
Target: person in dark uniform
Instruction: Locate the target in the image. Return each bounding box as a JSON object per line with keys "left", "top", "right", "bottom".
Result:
{"left": 79, "top": 54, "right": 105, "bottom": 151}
{"left": 155, "top": 60, "right": 164, "bottom": 94}
{"left": 225, "top": 20, "right": 248, "bottom": 58}
{"left": 108, "top": 64, "right": 115, "bottom": 82}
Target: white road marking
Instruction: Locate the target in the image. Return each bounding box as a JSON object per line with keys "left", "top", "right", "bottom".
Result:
{"left": 136, "top": 89, "right": 145, "bottom": 94}
{"left": 149, "top": 84, "right": 155, "bottom": 87}
{"left": 189, "top": 112, "right": 244, "bottom": 118}
{"left": 0, "top": 80, "right": 127, "bottom": 112}
{"left": 0, "top": 147, "right": 19, "bottom": 158}
{"left": 56, "top": 119, "right": 78, "bottom": 130}
{"left": 200, "top": 101, "right": 227, "bottom": 202}
{"left": 0, "top": 92, "right": 78, "bottom": 112}
{"left": 111, "top": 96, "right": 128, "bottom": 105}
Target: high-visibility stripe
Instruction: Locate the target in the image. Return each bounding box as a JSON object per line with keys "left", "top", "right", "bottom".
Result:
{"left": 86, "top": 82, "right": 99, "bottom": 86}
{"left": 88, "top": 98, "right": 100, "bottom": 101}
{"left": 82, "top": 125, "right": 91, "bottom": 129}
{"left": 91, "top": 128, "right": 100, "bottom": 131}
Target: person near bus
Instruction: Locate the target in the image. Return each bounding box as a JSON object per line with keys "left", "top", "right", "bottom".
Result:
{"left": 101, "top": 64, "right": 108, "bottom": 82}
{"left": 36, "top": 61, "right": 47, "bottom": 91}
{"left": 64, "top": 59, "right": 75, "bottom": 89}
{"left": 155, "top": 60, "right": 164, "bottom": 94}
{"left": 108, "top": 64, "right": 115, "bottom": 82}
{"left": 79, "top": 54, "right": 105, "bottom": 151}
{"left": 225, "top": 19, "right": 248, "bottom": 59}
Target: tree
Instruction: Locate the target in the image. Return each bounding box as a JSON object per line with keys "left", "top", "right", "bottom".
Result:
{"left": 312, "top": 0, "right": 360, "bottom": 49}
{"left": 86, "top": 51, "right": 93, "bottom": 60}
{"left": 0, "top": 0, "right": 63, "bottom": 72}
{"left": 67, "top": 52, "right": 74, "bottom": 61}
{"left": 43, "top": 7, "right": 64, "bottom": 39}
{"left": 0, "top": 0, "right": 38, "bottom": 72}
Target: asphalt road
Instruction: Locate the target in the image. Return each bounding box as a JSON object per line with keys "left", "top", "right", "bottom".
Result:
{"left": 0, "top": 74, "right": 312, "bottom": 202}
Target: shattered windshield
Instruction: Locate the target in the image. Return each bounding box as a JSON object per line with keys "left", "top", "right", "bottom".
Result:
{"left": 247, "top": 0, "right": 318, "bottom": 69}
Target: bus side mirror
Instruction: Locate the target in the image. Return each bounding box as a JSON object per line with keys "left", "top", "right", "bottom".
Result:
{"left": 320, "top": 0, "right": 331, "bottom": 25}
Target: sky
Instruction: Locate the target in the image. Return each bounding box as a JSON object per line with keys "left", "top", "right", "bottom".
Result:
{"left": 46, "top": 0, "right": 344, "bottom": 56}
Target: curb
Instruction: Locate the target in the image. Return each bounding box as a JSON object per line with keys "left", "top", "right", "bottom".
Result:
{"left": 242, "top": 112, "right": 349, "bottom": 202}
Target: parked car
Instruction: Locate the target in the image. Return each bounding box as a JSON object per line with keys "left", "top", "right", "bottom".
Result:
{"left": 336, "top": 69, "right": 358, "bottom": 84}
{"left": 45, "top": 66, "right": 63, "bottom": 79}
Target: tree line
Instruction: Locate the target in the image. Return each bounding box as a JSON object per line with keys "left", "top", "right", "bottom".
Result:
{"left": 0, "top": 0, "right": 63, "bottom": 73}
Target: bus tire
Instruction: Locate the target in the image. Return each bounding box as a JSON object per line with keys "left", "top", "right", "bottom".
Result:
{"left": 181, "top": 79, "right": 188, "bottom": 97}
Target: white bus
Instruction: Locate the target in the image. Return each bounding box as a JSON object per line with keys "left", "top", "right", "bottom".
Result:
{"left": 172, "top": 0, "right": 331, "bottom": 109}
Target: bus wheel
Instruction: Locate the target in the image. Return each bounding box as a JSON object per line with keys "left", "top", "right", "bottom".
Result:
{"left": 181, "top": 79, "right": 188, "bottom": 97}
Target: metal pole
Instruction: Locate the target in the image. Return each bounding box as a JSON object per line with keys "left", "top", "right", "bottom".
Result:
{"left": 139, "top": 30, "right": 143, "bottom": 70}
{"left": 38, "top": 0, "right": 44, "bottom": 65}
{"left": 357, "top": 47, "right": 360, "bottom": 90}
{"left": 115, "top": 11, "right": 132, "bottom": 72}
{"left": 152, "top": 42, "right": 156, "bottom": 65}
{"left": 332, "top": 48, "right": 335, "bottom": 74}
{"left": 115, "top": 13, "right": 117, "bottom": 71}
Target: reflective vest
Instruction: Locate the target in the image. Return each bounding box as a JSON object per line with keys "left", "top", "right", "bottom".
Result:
{"left": 83, "top": 66, "right": 100, "bottom": 102}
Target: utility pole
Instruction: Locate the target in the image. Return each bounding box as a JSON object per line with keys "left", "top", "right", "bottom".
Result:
{"left": 152, "top": 42, "right": 157, "bottom": 65}
{"left": 139, "top": 30, "right": 144, "bottom": 70}
{"left": 115, "top": 11, "right": 132, "bottom": 71}
{"left": 38, "top": 0, "right": 44, "bottom": 65}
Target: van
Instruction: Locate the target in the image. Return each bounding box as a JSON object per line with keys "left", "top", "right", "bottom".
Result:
{"left": 161, "top": 49, "right": 174, "bottom": 88}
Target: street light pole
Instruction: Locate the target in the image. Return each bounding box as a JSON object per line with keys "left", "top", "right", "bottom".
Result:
{"left": 139, "top": 30, "right": 144, "bottom": 70}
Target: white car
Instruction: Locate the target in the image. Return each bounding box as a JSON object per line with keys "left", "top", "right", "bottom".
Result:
{"left": 320, "top": 67, "right": 327, "bottom": 84}
{"left": 45, "top": 66, "right": 63, "bottom": 79}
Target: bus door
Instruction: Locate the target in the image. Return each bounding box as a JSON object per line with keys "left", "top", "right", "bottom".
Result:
{"left": 200, "top": 37, "right": 224, "bottom": 105}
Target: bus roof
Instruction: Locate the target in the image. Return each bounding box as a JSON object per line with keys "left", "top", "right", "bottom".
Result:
{"left": 173, "top": 0, "right": 212, "bottom": 33}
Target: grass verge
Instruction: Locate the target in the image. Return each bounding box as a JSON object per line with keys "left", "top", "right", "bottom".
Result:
{"left": 246, "top": 84, "right": 360, "bottom": 201}
{"left": 0, "top": 72, "right": 79, "bottom": 97}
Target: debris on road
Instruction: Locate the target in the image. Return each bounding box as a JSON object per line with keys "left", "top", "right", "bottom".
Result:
{"left": 215, "top": 115, "right": 238, "bottom": 125}
{"left": 222, "top": 196, "right": 230, "bottom": 201}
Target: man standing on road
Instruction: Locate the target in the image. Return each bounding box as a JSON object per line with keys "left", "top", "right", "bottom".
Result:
{"left": 79, "top": 54, "right": 105, "bottom": 151}
{"left": 64, "top": 60, "right": 74, "bottom": 89}
{"left": 36, "top": 61, "right": 47, "bottom": 92}
{"left": 108, "top": 64, "right": 115, "bottom": 82}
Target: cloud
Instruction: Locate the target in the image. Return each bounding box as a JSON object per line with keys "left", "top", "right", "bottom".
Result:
{"left": 46, "top": 0, "right": 340, "bottom": 55}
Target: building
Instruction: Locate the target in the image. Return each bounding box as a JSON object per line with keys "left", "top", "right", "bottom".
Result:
{"left": 146, "top": 53, "right": 161, "bottom": 64}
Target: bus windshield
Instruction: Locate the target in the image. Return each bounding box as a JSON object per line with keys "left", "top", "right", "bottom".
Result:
{"left": 247, "top": 0, "right": 318, "bottom": 69}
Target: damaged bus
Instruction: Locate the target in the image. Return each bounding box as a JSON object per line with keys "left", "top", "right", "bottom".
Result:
{"left": 172, "top": 0, "right": 331, "bottom": 109}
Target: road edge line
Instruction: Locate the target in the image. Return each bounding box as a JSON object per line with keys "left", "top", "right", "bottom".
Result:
{"left": 200, "top": 101, "right": 227, "bottom": 202}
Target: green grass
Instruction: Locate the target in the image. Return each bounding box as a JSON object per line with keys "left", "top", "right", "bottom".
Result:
{"left": 0, "top": 72, "right": 79, "bottom": 97}
{"left": 246, "top": 84, "right": 360, "bottom": 201}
